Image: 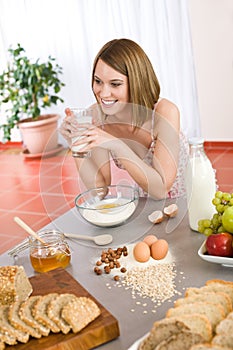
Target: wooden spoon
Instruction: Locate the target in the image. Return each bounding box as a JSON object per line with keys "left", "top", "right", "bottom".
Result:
{"left": 14, "top": 216, "right": 46, "bottom": 244}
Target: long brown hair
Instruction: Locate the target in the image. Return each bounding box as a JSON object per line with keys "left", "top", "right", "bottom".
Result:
{"left": 92, "top": 38, "right": 160, "bottom": 127}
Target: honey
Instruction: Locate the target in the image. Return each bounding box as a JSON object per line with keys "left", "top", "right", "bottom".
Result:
{"left": 29, "top": 230, "right": 71, "bottom": 273}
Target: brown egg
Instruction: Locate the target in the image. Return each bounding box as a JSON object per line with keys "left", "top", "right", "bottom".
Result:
{"left": 133, "top": 242, "right": 151, "bottom": 262}
{"left": 151, "top": 239, "right": 169, "bottom": 260}
{"left": 143, "top": 235, "right": 158, "bottom": 247}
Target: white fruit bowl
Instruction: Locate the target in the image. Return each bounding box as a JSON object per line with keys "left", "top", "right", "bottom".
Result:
{"left": 75, "top": 185, "right": 139, "bottom": 227}
{"left": 198, "top": 240, "right": 233, "bottom": 267}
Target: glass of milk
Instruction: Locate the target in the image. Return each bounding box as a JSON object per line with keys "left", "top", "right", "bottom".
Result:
{"left": 70, "top": 108, "right": 93, "bottom": 158}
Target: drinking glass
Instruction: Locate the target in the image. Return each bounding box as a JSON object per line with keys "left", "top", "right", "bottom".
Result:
{"left": 70, "top": 108, "right": 93, "bottom": 158}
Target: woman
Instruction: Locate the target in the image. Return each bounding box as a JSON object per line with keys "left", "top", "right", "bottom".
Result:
{"left": 60, "top": 38, "right": 189, "bottom": 199}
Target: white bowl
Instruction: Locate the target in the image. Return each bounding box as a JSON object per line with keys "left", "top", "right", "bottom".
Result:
{"left": 198, "top": 240, "right": 233, "bottom": 267}
{"left": 75, "top": 185, "right": 139, "bottom": 227}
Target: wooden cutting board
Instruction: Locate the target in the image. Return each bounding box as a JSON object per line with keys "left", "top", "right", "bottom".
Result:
{"left": 5, "top": 268, "right": 120, "bottom": 350}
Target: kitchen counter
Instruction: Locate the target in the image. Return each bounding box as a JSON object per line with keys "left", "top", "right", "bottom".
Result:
{"left": 2, "top": 197, "right": 233, "bottom": 349}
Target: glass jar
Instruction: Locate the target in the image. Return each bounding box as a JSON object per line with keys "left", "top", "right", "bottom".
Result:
{"left": 185, "top": 137, "right": 217, "bottom": 231}
{"left": 29, "top": 230, "right": 71, "bottom": 273}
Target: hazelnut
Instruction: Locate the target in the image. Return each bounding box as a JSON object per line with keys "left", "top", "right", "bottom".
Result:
{"left": 109, "top": 261, "right": 114, "bottom": 269}
{"left": 104, "top": 266, "right": 111, "bottom": 274}
{"left": 94, "top": 267, "right": 102, "bottom": 275}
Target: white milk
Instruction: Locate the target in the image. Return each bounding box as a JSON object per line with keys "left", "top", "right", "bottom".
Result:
{"left": 186, "top": 156, "right": 216, "bottom": 231}
{"left": 81, "top": 198, "right": 137, "bottom": 227}
{"left": 71, "top": 115, "right": 92, "bottom": 153}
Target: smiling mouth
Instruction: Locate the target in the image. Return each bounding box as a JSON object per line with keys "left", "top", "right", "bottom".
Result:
{"left": 101, "top": 99, "right": 117, "bottom": 107}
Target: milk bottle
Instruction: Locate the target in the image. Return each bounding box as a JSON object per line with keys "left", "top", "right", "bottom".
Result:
{"left": 185, "top": 137, "right": 217, "bottom": 231}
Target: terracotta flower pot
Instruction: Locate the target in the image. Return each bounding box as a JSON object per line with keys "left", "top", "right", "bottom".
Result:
{"left": 18, "top": 114, "right": 60, "bottom": 154}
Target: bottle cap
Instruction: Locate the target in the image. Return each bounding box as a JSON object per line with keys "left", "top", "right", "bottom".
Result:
{"left": 188, "top": 137, "right": 205, "bottom": 145}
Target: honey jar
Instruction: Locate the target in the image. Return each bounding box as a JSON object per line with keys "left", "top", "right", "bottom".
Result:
{"left": 29, "top": 230, "right": 71, "bottom": 273}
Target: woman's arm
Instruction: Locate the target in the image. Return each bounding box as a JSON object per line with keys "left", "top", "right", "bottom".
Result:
{"left": 151, "top": 100, "right": 180, "bottom": 194}
{"left": 73, "top": 147, "right": 112, "bottom": 190}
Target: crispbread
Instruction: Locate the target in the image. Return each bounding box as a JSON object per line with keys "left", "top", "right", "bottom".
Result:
{"left": 32, "top": 293, "right": 60, "bottom": 333}
{"left": 206, "top": 279, "right": 233, "bottom": 287}
{"left": 61, "top": 297, "right": 101, "bottom": 333}
{"left": 0, "top": 305, "right": 29, "bottom": 343}
{"left": 186, "top": 283, "right": 233, "bottom": 308}
{"left": 227, "top": 311, "right": 233, "bottom": 320}
{"left": 47, "top": 293, "right": 77, "bottom": 334}
{"left": 8, "top": 300, "right": 42, "bottom": 338}
{"left": 174, "top": 314, "right": 213, "bottom": 342}
{"left": 19, "top": 295, "right": 50, "bottom": 336}
{"left": 174, "top": 292, "right": 232, "bottom": 317}
{"left": 154, "top": 330, "right": 204, "bottom": 350}
{"left": 138, "top": 318, "right": 190, "bottom": 350}
{"left": 0, "top": 329, "right": 17, "bottom": 346}
{"left": 166, "top": 302, "right": 225, "bottom": 331}
{"left": 216, "top": 318, "right": 233, "bottom": 335}
{"left": 212, "top": 334, "right": 233, "bottom": 349}
{"left": 0, "top": 266, "right": 32, "bottom": 306}
{"left": 190, "top": 343, "right": 232, "bottom": 349}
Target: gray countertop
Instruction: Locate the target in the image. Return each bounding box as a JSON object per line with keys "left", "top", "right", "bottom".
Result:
{"left": 2, "top": 197, "right": 233, "bottom": 349}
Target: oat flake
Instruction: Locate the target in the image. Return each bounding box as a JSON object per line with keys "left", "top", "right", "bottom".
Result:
{"left": 123, "top": 263, "right": 178, "bottom": 303}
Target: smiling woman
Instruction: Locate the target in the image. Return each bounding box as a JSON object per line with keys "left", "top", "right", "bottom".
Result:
{"left": 60, "top": 38, "right": 189, "bottom": 200}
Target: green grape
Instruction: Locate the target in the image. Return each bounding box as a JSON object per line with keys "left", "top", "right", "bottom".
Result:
{"left": 222, "top": 192, "right": 231, "bottom": 202}
{"left": 204, "top": 228, "right": 213, "bottom": 236}
{"left": 215, "top": 191, "right": 223, "bottom": 199}
{"left": 198, "top": 225, "right": 205, "bottom": 234}
{"left": 212, "top": 197, "right": 221, "bottom": 206}
{"left": 229, "top": 198, "right": 233, "bottom": 206}
{"left": 203, "top": 219, "right": 211, "bottom": 228}
{"left": 216, "top": 204, "right": 225, "bottom": 213}
{"left": 217, "top": 225, "right": 224, "bottom": 233}
{"left": 218, "top": 215, "right": 223, "bottom": 224}
{"left": 197, "top": 220, "right": 206, "bottom": 233}
{"left": 212, "top": 216, "right": 220, "bottom": 229}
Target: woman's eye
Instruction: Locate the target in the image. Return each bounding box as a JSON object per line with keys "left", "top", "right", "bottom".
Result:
{"left": 111, "top": 83, "right": 121, "bottom": 87}
{"left": 94, "top": 78, "right": 101, "bottom": 85}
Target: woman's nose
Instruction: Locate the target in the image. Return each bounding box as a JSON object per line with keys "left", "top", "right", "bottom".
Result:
{"left": 100, "top": 84, "right": 111, "bottom": 97}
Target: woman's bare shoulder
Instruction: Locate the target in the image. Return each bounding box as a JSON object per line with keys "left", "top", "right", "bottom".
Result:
{"left": 155, "top": 98, "right": 180, "bottom": 127}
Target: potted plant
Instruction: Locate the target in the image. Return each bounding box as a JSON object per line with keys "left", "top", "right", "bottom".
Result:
{"left": 0, "top": 43, "right": 65, "bottom": 154}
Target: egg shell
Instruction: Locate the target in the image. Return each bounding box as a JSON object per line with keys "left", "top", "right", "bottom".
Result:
{"left": 143, "top": 235, "right": 158, "bottom": 247}
{"left": 133, "top": 241, "right": 151, "bottom": 262}
{"left": 151, "top": 239, "right": 169, "bottom": 260}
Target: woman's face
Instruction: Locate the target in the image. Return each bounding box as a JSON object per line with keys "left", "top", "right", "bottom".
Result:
{"left": 93, "top": 59, "right": 129, "bottom": 117}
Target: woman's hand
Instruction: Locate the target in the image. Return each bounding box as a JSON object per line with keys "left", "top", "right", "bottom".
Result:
{"left": 59, "top": 108, "right": 93, "bottom": 143}
{"left": 71, "top": 123, "right": 119, "bottom": 151}
{"left": 59, "top": 108, "right": 75, "bottom": 142}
